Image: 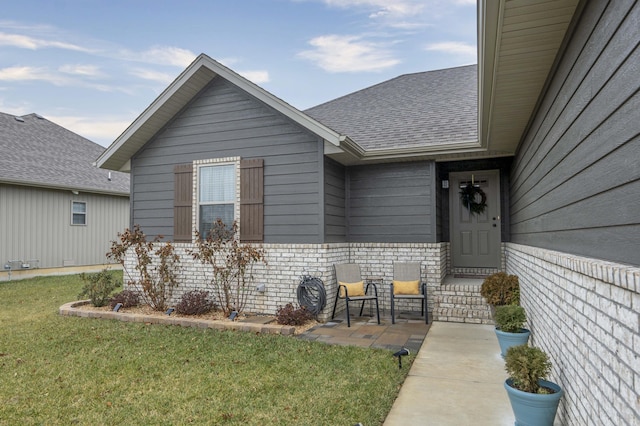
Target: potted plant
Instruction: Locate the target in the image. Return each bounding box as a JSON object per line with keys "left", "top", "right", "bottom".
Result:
{"left": 480, "top": 272, "right": 520, "bottom": 317}
{"left": 504, "top": 344, "right": 563, "bottom": 426}
{"left": 494, "top": 304, "right": 530, "bottom": 357}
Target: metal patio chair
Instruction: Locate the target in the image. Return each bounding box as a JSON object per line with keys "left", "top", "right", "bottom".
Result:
{"left": 332, "top": 263, "right": 380, "bottom": 327}
{"left": 390, "top": 262, "right": 428, "bottom": 324}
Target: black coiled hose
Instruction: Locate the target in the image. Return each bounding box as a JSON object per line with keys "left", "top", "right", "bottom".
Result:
{"left": 296, "top": 275, "right": 327, "bottom": 317}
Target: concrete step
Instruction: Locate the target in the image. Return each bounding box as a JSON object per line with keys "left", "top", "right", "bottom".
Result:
{"left": 432, "top": 277, "right": 494, "bottom": 325}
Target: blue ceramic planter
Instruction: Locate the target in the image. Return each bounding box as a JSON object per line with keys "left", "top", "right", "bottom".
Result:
{"left": 495, "top": 327, "right": 530, "bottom": 357}
{"left": 505, "top": 379, "right": 563, "bottom": 426}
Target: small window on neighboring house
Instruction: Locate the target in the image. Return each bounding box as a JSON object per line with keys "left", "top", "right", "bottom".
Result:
{"left": 198, "top": 163, "right": 236, "bottom": 237}
{"left": 71, "top": 201, "right": 87, "bottom": 225}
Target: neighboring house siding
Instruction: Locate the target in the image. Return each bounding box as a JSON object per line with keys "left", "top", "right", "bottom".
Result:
{"left": 347, "top": 161, "right": 435, "bottom": 242}
{"left": 509, "top": 0, "right": 640, "bottom": 267}
{"left": 324, "top": 157, "right": 346, "bottom": 242}
{"left": 131, "top": 77, "right": 323, "bottom": 243}
{"left": 0, "top": 184, "right": 129, "bottom": 268}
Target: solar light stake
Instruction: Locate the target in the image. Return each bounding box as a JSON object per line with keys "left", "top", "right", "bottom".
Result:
{"left": 393, "top": 348, "right": 410, "bottom": 369}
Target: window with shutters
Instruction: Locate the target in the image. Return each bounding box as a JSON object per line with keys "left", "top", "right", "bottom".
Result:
{"left": 173, "top": 157, "right": 263, "bottom": 243}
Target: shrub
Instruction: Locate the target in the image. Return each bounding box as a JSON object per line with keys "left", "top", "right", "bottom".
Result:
{"left": 109, "top": 289, "right": 140, "bottom": 309}
{"left": 189, "top": 220, "right": 266, "bottom": 316}
{"left": 505, "top": 344, "right": 552, "bottom": 394}
{"left": 108, "top": 225, "right": 181, "bottom": 311}
{"left": 175, "top": 290, "right": 215, "bottom": 315}
{"left": 275, "top": 303, "right": 314, "bottom": 326}
{"left": 480, "top": 272, "right": 520, "bottom": 306}
{"left": 494, "top": 304, "right": 526, "bottom": 333}
{"left": 78, "top": 269, "right": 121, "bottom": 307}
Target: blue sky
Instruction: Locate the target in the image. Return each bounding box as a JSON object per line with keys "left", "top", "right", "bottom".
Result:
{"left": 0, "top": 0, "right": 477, "bottom": 147}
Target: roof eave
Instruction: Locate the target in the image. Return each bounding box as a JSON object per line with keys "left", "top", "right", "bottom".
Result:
{"left": 0, "top": 178, "right": 129, "bottom": 197}
{"left": 96, "top": 54, "right": 344, "bottom": 172}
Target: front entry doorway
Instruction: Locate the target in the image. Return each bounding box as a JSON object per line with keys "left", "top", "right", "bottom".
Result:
{"left": 449, "top": 170, "right": 501, "bottom": 269}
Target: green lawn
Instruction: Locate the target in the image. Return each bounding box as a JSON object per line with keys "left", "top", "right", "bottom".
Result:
{"left": 0, "top": 274, "right": 409, "bottom": 425}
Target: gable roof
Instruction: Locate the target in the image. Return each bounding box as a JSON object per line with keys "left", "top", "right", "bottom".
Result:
{"left": 97, "top": 0, "right": 583, "bottom": 171}
{"left": 96, "top": 54, "right": 351, "bottom": 172}
{"left": 305, "top": 65, "right": 479, "bottom": 153}
{"left": 0, "top": 112, "right": 129, "bottom": 195}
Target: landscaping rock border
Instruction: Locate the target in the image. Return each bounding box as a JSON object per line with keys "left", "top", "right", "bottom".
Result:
{"left": 59, "top": 300, "right": 296, "bottom": 335}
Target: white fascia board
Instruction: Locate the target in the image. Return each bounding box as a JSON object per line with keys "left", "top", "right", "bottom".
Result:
{"left": 96, "top": 56, "right": 213, "bottom": 170}
{"left": 200, "top": 56, "right": 344, "bottom": 147}
{"left": 96, "top": 54, "right": 344, "bottom": 170}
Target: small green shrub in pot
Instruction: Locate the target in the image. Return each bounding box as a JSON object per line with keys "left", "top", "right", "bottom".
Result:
{"left": 504, "top": 344, "right": 552, "bottom": 394}
{"left": 494, "top": 304, "right": 527, "bottom": 333}
{"left": 480, "top": 272, "right": 520, "bottom": 306}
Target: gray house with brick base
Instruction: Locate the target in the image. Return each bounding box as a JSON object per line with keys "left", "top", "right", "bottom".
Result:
{"left": 98, "top": 1, "right": 639, "bottom": 424}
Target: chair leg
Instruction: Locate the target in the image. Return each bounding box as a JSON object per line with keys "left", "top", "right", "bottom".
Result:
{"left": 345, "top": 299, "right": 351, "bottom": 327}
{"left": 391, "top": 293, "right": 396, "bottom": 324}
{"left": 331, "top": 291, "right": 340, "bottom": 320}
{"left": 375, "top": 296, "right": 380, "bottom": 324}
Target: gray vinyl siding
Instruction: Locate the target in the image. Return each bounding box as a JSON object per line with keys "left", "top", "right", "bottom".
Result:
{"left": 131, "top": 77, "right": 323, "bottom": 243}
{"left": 0, "top": 184, "right": 129, "bottom": 268}
{"left": 510, "top": 1, "right": 640, "bottom": 266}
{"left": 347, "top": 161, "right": 435, "bottom": 242}
{"left": 324, "top": 157, "right": 346, "bottom": 242}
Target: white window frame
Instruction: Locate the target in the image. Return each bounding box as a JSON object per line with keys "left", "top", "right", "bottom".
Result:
{"left": 71, "top": 201, "right": 87, "bottom": 226}
{"left": 193, "top": 157, "right": 241, "bottom": 237}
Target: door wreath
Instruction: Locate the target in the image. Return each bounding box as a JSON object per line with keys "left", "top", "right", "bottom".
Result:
{"left": 460, "top": 183, "right": 487, "bottom": 215}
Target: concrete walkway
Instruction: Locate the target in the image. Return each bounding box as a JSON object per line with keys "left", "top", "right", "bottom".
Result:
{"left": 384, "top": 322, "right": 513, "bottom": 425}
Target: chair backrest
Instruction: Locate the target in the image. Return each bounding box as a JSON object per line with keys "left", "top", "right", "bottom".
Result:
{"left": 334, "top": 263, "right": 362, "bottom": 283}
{"left": 393, "top": 262, "right": 421, "bottom": 281}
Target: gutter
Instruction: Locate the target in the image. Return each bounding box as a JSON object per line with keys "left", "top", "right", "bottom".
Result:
{"left": 0, "top": 178, "right": 130, "bottom": 197}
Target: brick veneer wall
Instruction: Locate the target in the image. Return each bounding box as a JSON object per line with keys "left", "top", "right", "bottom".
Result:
{"left": 123, "top": 242, "right": 446, "bottom": 322}
{"left": 505, "top": 243, "right": 640, "bottom": 426}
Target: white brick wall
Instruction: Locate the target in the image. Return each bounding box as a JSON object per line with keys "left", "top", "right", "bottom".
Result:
{"left": 505, "top": 243, "right": 640, "bottom": 426}
{"left": 123, "top": 242, "right": 446, "bottom": 322}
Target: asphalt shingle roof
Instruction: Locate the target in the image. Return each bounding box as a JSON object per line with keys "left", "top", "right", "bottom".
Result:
{"left": 0, "top": 112, "right": 129, "bottom": 194}
{"left": 305, "top": 64, "right": 478, "bottom": 151}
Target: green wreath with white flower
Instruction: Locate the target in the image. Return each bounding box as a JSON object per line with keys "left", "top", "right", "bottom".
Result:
{"left": 460, "top": 183, "right": 487, "bottom": 215}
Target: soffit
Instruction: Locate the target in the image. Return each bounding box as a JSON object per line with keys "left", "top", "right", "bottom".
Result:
{"left": 481, "top": 0, "right": 580, "bottom": 154}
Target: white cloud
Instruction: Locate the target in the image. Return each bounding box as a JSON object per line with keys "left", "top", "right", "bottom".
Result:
{"left": 425, "top": 41, "right": 477, "bottom": 58}
{"left": 0, "top": 66, "right": 123, "bottom": 93}
{"left": 46, "top": 114, "right": 132, "bottom": 146}
{"left": 59, "top": 64, "right": 104, "bottom": 78}
{"left": 321, "top": 0, "right": 425, "bottom": 28}
{"left": 0, "top": 31, "right": 93, "bottom": 52}
{"left": 238, "top": 70, "right": 270, "bottom": 84}
{"left": 323, "top": 0, "right": 423, "bottom": 18}
{"left": 133, "top": 46, "right": 197, "bottom": 67}
{"left": 129, "top": 68, "right": 175, "bottom": 84}
{"left": 0, "top": 66, "right": 68, "bottom": 85}
{"left": 298, "top": 34, "right": 399, "bottom": 72}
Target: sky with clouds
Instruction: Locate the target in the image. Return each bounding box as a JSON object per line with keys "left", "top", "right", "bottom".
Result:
{"left": 0, "top": 0, "right": 477, "bottom": 147}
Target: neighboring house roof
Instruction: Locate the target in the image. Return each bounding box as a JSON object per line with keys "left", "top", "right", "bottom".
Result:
{"left": 305, "top": 65, "right": 478, "bottom": 152}
{"left": 0, "top": 112, "right": 129, "bottom": 195}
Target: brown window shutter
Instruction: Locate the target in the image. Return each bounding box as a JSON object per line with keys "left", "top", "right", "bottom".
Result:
{"left": 174, "top": 164, "right": 193, "bottom": 242}
{"left": 240, "top": 159, "right": 264, "bottom": 242}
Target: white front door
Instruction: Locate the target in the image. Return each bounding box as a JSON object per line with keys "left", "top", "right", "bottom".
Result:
{"left": 450, "top": 170, "right": 501, "bottom": 268}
